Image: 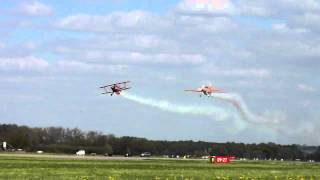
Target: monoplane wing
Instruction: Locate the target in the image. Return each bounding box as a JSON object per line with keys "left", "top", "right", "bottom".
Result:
{"left": 184, "top": 89, "right": 202, "bottom": 92}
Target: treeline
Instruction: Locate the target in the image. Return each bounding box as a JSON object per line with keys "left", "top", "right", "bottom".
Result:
{"left": 1, "top": 124, "right": 320, "bottom": 161}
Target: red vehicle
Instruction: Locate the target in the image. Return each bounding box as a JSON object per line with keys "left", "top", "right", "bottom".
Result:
{"left": 185, "top": 85, "right": 224, "bottom": 97}
{"left": 100, "top": 81, "right": 131, "bottom": 96}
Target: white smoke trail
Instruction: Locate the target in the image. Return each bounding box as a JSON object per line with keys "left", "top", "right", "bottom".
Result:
{"left": 121, "top": 92, "right": 232, "bottom": 121}
{"left": 121, "top": 92, "right": 284, "bottom": 133}
{"left": 211, "top": 93, "right": 284, "bottom": 125}
{"left": 120, "top": 91, "right": 317, "bottom": 143}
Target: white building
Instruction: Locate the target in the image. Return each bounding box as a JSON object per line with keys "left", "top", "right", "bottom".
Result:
{"left": 76, "top": 150, "right": 85, "bottom": 156}
{"left": 2, "top": 142, "right": 6, "bottom": 151}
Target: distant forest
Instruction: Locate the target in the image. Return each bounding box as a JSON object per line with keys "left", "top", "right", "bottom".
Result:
{"left": 1, "top": 124, "right": 319, "bottom": 161}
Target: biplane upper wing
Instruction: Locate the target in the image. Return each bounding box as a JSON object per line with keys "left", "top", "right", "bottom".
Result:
{"left": 100, "top": 81, "right": 130, "bottom": 88}
{"left": 120, "top": 80, "right": 130, "bottom": 84}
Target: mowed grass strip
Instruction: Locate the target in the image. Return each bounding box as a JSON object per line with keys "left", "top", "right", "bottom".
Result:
{"left": 0, "top": 154, "right": 319, "bottom": 179}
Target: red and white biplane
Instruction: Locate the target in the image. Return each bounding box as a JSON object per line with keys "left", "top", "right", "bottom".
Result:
{"left": 100, "top": 81, "right": 131, "bottom": 96}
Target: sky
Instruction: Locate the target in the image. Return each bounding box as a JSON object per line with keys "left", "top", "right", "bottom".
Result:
{"left": 0, "top": 0, "right": 319, "bottom": 145}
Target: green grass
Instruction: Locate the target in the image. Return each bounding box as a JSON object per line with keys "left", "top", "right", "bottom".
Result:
{"left": 0, "top": 154, "right": 319, "bottom": 179}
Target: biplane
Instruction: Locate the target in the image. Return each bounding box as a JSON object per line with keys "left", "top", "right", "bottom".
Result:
{"left": 185, "top": 85, "right": 224, "bottom": 97}
{"left": 100, "top": 81, "right": 131, "bottom": 96}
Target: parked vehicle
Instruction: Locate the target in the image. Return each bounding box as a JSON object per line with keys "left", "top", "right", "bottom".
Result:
{"left": 140, "top": 152, "right": 152, "bottom": 157}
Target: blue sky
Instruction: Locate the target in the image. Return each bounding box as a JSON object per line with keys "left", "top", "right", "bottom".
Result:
{"left": 0, "top": 0, "right": 319, "bottom": 145}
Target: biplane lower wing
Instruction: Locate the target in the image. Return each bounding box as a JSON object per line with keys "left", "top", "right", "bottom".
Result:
{"left": 119, "top": 87, "right": 131, "bottom": 90}
{"left": 101, "top": 91, "right": 113, "bottom": 94}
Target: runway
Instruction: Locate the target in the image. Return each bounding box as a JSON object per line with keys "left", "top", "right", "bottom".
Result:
{"left": 0, "top": 152, "right": 205, "bottom": 161}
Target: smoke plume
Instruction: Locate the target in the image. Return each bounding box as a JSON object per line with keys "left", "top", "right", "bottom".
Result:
{"left": 121, "top": 92, "right": 286, "bottom": 134}
{"left": 121, "top": 92, "right": 232, "bottom": 121}
{"left": 212, "top": 93, "right": 278, "bottom": 124}
{"left": 120, "top": 91, "right": 319, "bottom": 144}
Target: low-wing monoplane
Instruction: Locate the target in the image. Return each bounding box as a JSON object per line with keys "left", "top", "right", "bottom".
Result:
{"left": 185, "top": 85, "right": 224, "bottom": 97}
{"left": 100, "top": 81, "right": 131, "bottom": 96}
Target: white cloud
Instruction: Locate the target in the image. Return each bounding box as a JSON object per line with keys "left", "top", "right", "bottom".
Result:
{"left": 174, "top": 15, "right": 238, "bottom": 34}
{"left": 22, "top": 41, "right": 37, "bottom": 50}
{"left": 55, "top": 60, "right": 105, "bottom": 72}
{"left": 238, "top": 1, "right": 272, "bottom": 17}
{"left": 238, "top": 0, "right": 320, "bottom": 17}
{"left": 203, "top": 67, "right": 271, "bottom": 78}
{"left": 55, "top": 11, "right": 170, "bottom": 33}
{"left": 300, "top": 100, "right": 312, "bottom": 108}
{"left": 289, "top": 13, "right": 320, "bottom": 32}
{"left": 222, "top": 68, "right": 270, "bottom": 78}
{"left": 255, "top": 36, "right": 320, "bottom": 61}
{"left": 176, "top": 0, "right": 237, "bottom": 16}
{"left": 81, "top": 51, "right": 206, "bottom": 66}
{"left": 50, "top": 37, "right": 206, "bottom": 66}
{"left": 0, "top": 42, "right": 5, "bottom": 49}
{"left": 272, "top": 23, "right": 308, "bottom": 34}
{"left": 175, "top": 0, "right": 320, "bottom": 18}
{"left": 54, "top": 60, "right": 130, "bottom": 74}
{"left": 160, "top": 75, "right": 177, "bottom": 81}
{"left": 51, "top": 1, "right": 320, "bottom": 72}
{"left": 17, "top": 95, "right": 44, "bottom": 102}
{"left": 279, "top": 0, "right": 320, "bottom": 13}
{"left": 55, "top": 9, "right": 237, "bottom": 35}
{"left": 129, "top": 52, "right": 206, "bottom": 65}
{"left": 0, "top": 56, "right": 49, "bottom": 71}
{"left": 18, "top": 1, "right": 53, "bottom": 16}
{"left": 91, "top": 34, "right": 180, "bottom": 52}
{"left": 297, "top": 84, "right": 316, "bottom": 93}
{"left": 0, "top": 76, "right": 49, "bottom": 83}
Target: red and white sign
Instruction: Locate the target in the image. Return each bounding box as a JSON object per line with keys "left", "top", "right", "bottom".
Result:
{"left": 214, "top": 156, "right": 232, "bottom": 163}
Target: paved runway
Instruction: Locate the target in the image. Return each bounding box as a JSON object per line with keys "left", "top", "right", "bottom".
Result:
{"left": 0, "top": 153, "right": 147, "bottom": 160}
{"left": 0, "top": 152, "right": 205, "bottom": 161}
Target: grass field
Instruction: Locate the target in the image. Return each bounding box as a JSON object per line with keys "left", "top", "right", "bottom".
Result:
{"left": 0, "top": 153, "right": 319, "bottom": 179}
